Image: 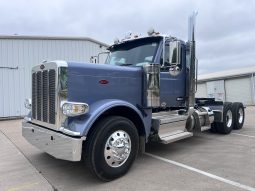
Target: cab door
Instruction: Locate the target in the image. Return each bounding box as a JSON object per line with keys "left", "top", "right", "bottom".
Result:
{"left": 159, "top": 41, "right": 186, "bottom": 108}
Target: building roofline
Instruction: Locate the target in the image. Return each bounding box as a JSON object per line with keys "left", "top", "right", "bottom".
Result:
{"left": 0, "top": 35, "right": 109, "bottom": 47}
{"left": 198, "top": 66, "right": 255, "bottom": 82}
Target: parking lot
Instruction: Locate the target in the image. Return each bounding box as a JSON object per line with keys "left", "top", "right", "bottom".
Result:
{"left": 0, "top": 107, "right": 255, "bottom": 191}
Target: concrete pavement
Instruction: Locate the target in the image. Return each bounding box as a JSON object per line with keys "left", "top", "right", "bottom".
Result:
{"left": 0, "top": 107, "right": 255, "bottom": 191}
{"left": 0, "top": 130, "right": 53, "bottom": 191}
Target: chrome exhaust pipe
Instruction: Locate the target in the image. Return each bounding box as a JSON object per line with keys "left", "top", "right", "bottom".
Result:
{"left": 187, "top": 11, "right": 198, "bottom": 110}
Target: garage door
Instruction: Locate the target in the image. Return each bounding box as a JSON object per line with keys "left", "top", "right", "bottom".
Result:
{"left": 196, "top": 83, "right": 207, "bottom": 98}
{"left": 225, "top": 77, "right": 253, "bottom": 105}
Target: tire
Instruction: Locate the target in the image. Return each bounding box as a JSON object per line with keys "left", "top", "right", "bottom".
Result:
{"left": 84, "top": 116, "right": 139, "bottom": 181}
{"left": 232, "top": 102, "right": 245, "bottom": 130}
{"left": 217, "top": 102, "right": 233, "bottom": 134}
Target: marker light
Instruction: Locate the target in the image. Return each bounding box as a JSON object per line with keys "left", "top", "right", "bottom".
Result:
{"left": 62, "top": 102, "right": 89, "bottom": 117}
{"left": 147, "top": 27, "right": 155, "bottom": 36}
{"left": 125, "top": 31, "right": 132, "bottom": 39}
{"left": 114, "top": 38, "right": 120, "bottom": 44}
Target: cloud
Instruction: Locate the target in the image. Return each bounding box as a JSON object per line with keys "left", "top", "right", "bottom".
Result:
{"left": 0, "top": 0, "right": 254, "bottom": 74}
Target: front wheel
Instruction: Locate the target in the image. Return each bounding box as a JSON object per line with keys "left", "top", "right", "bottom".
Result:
{"left": 84, "top": 116, "right": 139, "bottom": 181}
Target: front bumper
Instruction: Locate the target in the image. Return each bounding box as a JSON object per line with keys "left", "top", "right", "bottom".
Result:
{"left": 22, "top": 121, "right": 85, "bottom": 161}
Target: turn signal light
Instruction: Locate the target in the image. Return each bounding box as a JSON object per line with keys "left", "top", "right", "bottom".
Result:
{"left": 24, "top": 98, "right": 32, "bottom": 109}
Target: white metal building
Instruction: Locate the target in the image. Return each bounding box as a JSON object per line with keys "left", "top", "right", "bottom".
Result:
{"left": 196, "top": 66, "right": 255, "bottom": 106}
{"left": 0, "top": 35, "right": 108, "bottom": 118}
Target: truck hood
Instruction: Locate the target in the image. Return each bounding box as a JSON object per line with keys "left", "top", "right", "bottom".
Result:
{"left": 67, "top": 62, "right": 143, "bottom": 106}
{"left": 68, "top": 62, "right": 141, "bottom": 78}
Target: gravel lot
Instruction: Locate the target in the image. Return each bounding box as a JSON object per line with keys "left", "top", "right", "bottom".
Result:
{"left": 0, "top": 107, "right": 254, "bottom": 191}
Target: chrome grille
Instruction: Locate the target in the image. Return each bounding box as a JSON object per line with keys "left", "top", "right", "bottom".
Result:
{"left": 32, "top": 69, "right": 56, "bottom": 124}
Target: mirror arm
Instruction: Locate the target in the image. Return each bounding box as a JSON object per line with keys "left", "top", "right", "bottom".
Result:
{"left": 97, "top": 51, "right": 110, "bottom": 63}
{"left": 162, "top": 36, "right": 166, "bottom": 68}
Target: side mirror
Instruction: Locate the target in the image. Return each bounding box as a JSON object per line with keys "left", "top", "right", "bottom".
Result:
{"left": 169, "top": 41, "right": 181, "bottom": 76}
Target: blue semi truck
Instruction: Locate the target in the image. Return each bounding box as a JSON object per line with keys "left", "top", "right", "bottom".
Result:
{"left": 22, "top": 13, "right": 245, "bottom": 181}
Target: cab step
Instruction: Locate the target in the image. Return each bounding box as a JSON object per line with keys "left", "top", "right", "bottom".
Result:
{"left": 152, "top": 111, "right": 188, "bottom": 124}
{"left": 159, "top": 130, "right": 193, "bottom": 144}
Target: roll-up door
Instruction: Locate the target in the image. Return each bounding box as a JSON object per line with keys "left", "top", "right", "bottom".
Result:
{"left": 225, "top": 77, "right": 253, "bottom": 105}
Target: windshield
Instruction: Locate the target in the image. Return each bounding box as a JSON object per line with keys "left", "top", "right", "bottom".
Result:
{"left": 106, "top": 38, "right": 160, "bottom": 67}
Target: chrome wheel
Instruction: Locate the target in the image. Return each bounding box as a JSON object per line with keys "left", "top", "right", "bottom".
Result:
{"left": 226, "top": 110, "right": 233, "bottom": 128}
{"left": 104, "top": 130, "right": 131, "bottom": 168}
{"left": 238, "top": 108, "right": 244, "bottom": 124}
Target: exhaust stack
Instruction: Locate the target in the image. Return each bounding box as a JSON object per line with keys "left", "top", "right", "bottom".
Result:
{"left": 188, "top": 11, "right": 198, "bottom": 42}
{"left": 188, "top": 11, "right": 198, "bottom": 108}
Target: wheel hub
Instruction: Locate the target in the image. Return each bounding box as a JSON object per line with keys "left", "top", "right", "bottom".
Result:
{"left": 238, "top": 108, "right": 244, "bottom": 124}
{"left": 226, "top": 110, "right": 233, "bottom": 128}
{"left": 104, "top": 130, "right": 131, "bottom": 168}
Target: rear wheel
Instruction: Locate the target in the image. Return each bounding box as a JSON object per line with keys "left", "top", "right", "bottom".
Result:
{"left": 232, "top": 102, "right": 245, "bottom": 130}
{"left": 216, "top": 102, "right": 233, "bottom": 134}
{"left": 84, "top": 116, "right": 139, "bottom": 181}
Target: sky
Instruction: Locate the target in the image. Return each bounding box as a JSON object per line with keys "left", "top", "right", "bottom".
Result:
{"left": 0, "top": 0, "right": 254, "bottom": 74}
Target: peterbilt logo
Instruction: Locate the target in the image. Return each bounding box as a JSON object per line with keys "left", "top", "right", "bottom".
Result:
{"left": 40, "top": 64, "right": 45, "bottom": 70}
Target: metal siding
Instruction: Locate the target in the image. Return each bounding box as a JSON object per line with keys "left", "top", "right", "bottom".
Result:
{"left": 252, "top": 73, "right": 255, "bottom": 104}
{"left": 225, "top": 77, "right": 253, "bottom": 105}
{"left": 0, "top": 41, "right": 2, "bottom": 117}
{"left": 196, "top": 83, "right": 207, "bottom": 98}
{"left": 0, "top": 38, "right": 107, "bottom": 118}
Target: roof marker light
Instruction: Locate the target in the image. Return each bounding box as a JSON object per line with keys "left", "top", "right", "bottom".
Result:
{"left": 125, "top": 31, "right": 132, "bottom": 39}
{"left": 114, "top": 38, "right": 119, "bottom": 44}
{"left": 147, "top": 27, "right": 155, "bottom": 36}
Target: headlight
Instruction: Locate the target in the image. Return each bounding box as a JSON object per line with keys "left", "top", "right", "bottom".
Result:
{"left": 62, "top": 102, "right": 89, "bottom": 117}
{"left": 24, "top": 98, "right": 32, "bottom": 109}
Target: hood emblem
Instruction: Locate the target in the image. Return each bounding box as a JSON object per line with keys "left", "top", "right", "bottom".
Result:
{"left": 40, "top": 64, "right": 45, "bottom": 70}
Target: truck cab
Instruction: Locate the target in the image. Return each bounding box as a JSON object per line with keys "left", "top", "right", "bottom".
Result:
{"left": 106, "top": 35, "right": 187, "bottom": 108}
{"left": 22, "top": 13, "right": 245, "bottom": 181}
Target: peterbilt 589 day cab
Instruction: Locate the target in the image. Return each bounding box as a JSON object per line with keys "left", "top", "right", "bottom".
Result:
{"left": 22, "top": 13, "right": 245, "bottom": 181}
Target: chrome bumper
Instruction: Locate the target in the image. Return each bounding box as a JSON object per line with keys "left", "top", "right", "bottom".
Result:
{"left": 22, "top": 121, "right": 85, "bottom": 161}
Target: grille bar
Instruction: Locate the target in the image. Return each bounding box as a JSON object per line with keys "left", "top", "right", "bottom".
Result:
{"left": 42, "top": 70, "right": 48, "bottom": 122}
{"left": 32, "top": 73, "right": 37, "bottom": 119}
{"left": 49, "top": 70, "right": 56, "bottom": 124}
{"left": 32, "top": 70, "right": 56, "bottom": 125}
{"left": 37, "top": 71, "right": 42, "bottom": 121}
